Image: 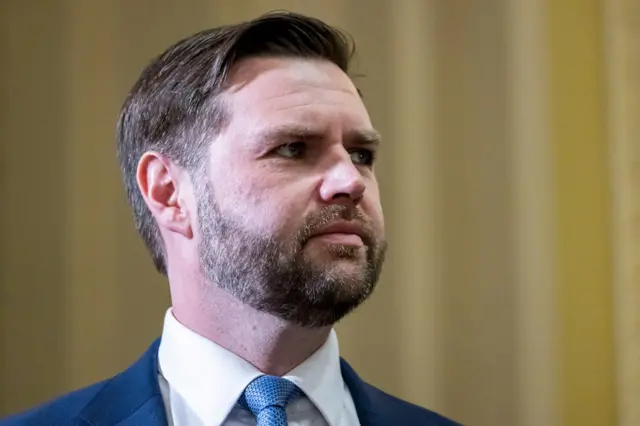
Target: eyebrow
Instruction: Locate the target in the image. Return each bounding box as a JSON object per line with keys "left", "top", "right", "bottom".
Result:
{"left": 254, "top": 124, "right": 381, "bottom": 147}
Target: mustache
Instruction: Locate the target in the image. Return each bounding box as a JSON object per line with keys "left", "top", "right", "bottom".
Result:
{"left": 297, "top": 204, "right": 377, "bottom": 247}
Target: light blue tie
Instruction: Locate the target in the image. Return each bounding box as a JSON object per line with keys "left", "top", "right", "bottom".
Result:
{"left": 240, "top": 375, "right": 303, "bottom": 426}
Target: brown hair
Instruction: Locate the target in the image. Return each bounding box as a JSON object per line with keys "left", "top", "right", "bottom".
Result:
{"left": 116, "top": 11, "right": 356, "bottom": 275}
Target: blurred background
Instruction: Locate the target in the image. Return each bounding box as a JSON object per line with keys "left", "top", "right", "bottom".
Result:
{"left": 1, "top": 1, "right": 638, "bottom": 425}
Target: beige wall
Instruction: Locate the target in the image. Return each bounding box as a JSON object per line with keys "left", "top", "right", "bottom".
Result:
{"left": 1, "top": 1, "right": 631, "bottom": 425}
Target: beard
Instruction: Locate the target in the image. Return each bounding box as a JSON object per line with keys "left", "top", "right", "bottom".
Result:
{"left": 196, "top": 180, "right": 387, "bottom": 328}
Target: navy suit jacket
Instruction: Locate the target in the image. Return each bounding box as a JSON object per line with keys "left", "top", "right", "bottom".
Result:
{"left": 1, "top": 339, "right": 461, "bottom": 426}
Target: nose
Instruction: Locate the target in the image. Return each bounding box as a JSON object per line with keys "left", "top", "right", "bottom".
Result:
{"left": 318, "top": 154, "right": 366, "bottom": 203}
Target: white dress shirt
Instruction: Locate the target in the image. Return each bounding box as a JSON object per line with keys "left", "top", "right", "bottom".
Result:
{"left": 157, "top": 309, "right": 361, "bottom": 426}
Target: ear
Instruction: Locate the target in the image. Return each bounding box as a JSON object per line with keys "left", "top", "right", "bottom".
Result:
{"left": 136, "top": 152, "right": 193, "bottom": 239}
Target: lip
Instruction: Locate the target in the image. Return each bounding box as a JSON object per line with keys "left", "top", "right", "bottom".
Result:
{"left": 310, "top": 221, "right": 366, "bottom": 240}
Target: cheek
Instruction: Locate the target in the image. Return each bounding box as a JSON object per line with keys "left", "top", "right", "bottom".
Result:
{"left": 221, "top": 173, "right": 309, "bottom": 234}
{"left": 362, "top": 186, "right": 385, "bottom": 231}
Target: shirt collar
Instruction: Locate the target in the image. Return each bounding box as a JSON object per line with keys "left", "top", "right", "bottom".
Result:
{"left": 283, "top": 324, "right": 345, "bottom": 426}
{"left": 158, "top": 308, "right": 346, "bottom": 426}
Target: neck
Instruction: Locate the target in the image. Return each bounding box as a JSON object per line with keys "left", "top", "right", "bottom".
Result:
{"left": 170, "top": 283, "right": 331, "bottom": 376}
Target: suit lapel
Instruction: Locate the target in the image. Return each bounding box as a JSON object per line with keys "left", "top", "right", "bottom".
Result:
{"left": 340, "top": 358, "right": 383, "bottom": 426}
{"left": 78, "top": 339, "right": 168, "bottom": 426}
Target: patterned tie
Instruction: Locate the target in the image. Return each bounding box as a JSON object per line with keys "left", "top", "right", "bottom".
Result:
{"left": 239, "top": 375, "right": 303, "bottom": 426}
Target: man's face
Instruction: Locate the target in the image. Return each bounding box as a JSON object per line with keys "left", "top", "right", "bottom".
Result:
{"left": 196, "top": 57, "right": 386, "bottom": 327}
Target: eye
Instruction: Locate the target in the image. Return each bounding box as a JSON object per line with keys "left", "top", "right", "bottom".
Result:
{"left": 275, "top": 142, "right": 307, "bottom": 158}
{"left": 350, "top": 148, "right": 376, "bottom": 166}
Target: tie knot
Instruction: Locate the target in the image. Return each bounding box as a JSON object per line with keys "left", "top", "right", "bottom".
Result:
{"left": 240, "top": 375, "right": 303, "bottom": 417}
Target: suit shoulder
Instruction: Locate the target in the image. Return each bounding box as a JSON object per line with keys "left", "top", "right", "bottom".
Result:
{"left": 364, "top": 383, "right": 463, "bottom": 425}
{"left": 0, "top": 380, "right": 109, "bottom": 426}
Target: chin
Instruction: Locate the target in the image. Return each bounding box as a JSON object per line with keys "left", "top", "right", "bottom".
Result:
{"left": 322, "top": 263, "right": 371, "bottom": 287}
{"left": 309, "top": 258, "right": 368, "bottom": 278}
{"left": 306, "top": 242, "right": 367, "bottom": 260}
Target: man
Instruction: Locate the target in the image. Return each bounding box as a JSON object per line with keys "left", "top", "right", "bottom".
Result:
{"left": 2, "top": 11, "right": 460, "bottom": 426}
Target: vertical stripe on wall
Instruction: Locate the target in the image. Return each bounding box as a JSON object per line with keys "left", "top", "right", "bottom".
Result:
{"left": 604, "top": 1, "right": 640, "bottom": 425}
{"left": 507, "top": 0, "right": 558, "bottom": 424}
{"left": 547, "top": 0, "right": 617, "bottom": 425}
{"left": 0, "top": 1, "right": 69, "bottom": 414}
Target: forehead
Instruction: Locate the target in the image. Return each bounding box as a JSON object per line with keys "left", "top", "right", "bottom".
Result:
{"left": 220, "top": 57, "right": 373, "bottom": 135}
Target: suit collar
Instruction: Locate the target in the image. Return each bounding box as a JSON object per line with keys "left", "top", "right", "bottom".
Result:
{"left": 78, "top": 339, "right": 167, "bottom": 426}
